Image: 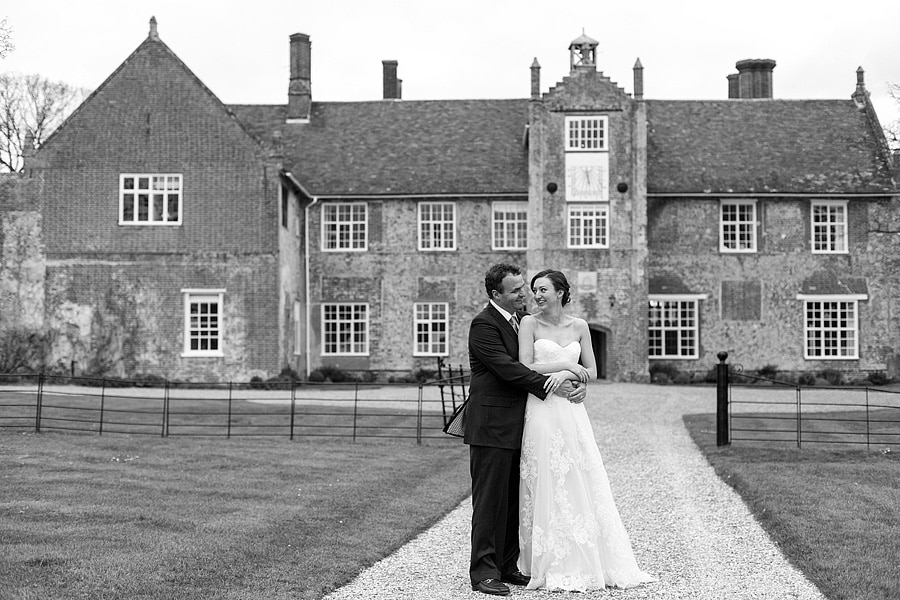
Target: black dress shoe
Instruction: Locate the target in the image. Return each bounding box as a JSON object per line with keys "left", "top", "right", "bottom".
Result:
{"left": 500, "top": 570, "right": 531, "bottom": 586}
{"left": 471, "top": 578, "right": 511, "bottom": 596}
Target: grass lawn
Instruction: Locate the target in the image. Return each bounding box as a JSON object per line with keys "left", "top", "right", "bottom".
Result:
{"left": 684, "top": 414, "right": 900, "bottom": 600}
{"left": 0, "top": 430, "right": 471, "bottom": 600}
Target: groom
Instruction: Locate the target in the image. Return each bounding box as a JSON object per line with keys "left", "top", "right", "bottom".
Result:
{"left": 465, "top": 263, "right": 586, "bottom": 596}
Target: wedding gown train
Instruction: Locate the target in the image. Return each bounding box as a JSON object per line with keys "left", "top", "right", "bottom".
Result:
{"left": 518, "top": 339, "right": 655, "bottom": 592}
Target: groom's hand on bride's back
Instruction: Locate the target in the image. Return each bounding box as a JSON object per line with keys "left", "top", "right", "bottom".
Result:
{"left": 553, "top": 380, "right": 586, "bottom": 403}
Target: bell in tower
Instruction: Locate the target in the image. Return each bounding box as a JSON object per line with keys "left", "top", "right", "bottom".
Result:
{"left": 569, "top": 32, "right": 599, "bottom": 71}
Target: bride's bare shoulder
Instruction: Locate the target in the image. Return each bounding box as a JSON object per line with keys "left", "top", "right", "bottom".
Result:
{"left": 564, "top": 314, "right": 587, "bottom": 327}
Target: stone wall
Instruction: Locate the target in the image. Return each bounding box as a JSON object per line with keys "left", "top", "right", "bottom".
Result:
{"left": 0, "top": 175, "right": 44, "bottom": 332}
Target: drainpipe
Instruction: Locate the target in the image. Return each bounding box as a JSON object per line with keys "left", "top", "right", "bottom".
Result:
{"left": 304, "top": 195, "right": 319, "bottom": 377}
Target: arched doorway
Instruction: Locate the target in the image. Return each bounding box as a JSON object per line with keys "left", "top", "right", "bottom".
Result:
{"left": 589, "top": 325, "right": 608, "bottom": 379}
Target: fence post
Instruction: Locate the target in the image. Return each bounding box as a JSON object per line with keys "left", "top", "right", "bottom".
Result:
{"left": 162, "top": 379, "right": 169, "bottom": 437}
{"left": 716, "top": 351, "right": 729, "bottom": 446}
{"left": 35, "top": 372, "right": 44, "bottom": 433}
{"left": 352, "top": 382, "right": 359, "bottom": 442}
{"left": 865, "top": 387, "right": 870, "bottom": 450}
{"left": 99, "top": 382, "right": 106, "bottom": 436}
{"left": 417, "top": 383, "right": 424, "bottom": 445}
{"left": 227, "top": 381, "right": 233, "bottom": 439}
{"left": 289, "top": 383, "right": 296, "bottom": 441}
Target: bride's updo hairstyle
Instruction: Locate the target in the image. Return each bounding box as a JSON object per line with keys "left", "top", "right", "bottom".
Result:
{"left": 531, "top": 269, "right": 571, "bottom": 306}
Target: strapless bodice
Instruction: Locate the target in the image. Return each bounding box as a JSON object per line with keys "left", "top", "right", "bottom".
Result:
{"left": 533, "top": 338, "right": 581, "bottom": 364}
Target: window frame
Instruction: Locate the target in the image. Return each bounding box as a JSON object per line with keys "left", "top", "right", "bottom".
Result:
{"left": 491, "top": 201, "right": 528, "bottom": 250}
{"left": 564, "top": 115, "right": 608, "bottom": 151}
{"left": 321, "top": 202, "right": 368, "bottom": 252}
{"left": 321, "top": 303, "right": 370, "bottom": 356}
{"left": 417, "top": 201, "right": 457, "bottom": 251}
{"left": 567, "top": 203, "right": 609, "bottom": 248}
{"left": 181, "top": 289, "right": 225, "bottom": 358}
{"left": 810, "top": 200, "right": 849, "bottom": 254}
{"left": 413, "top": 302, "right": 449, "bottom": 357}
{"left": 719, "top": 199, "right": 757, "bottom": 253}
{"left": 119, "top": 174, "right": 183, "bottom": 226}
{"left": 647, "top": 294, "right": 706, "bottom": 360}
{"left": 797, "top": 294, "right": 865, "bottom": 360}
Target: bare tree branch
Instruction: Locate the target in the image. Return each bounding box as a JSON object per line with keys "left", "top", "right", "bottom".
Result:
{"left": 0, "top": 72, "right": 87, "bottom": 172}
{"left": 886, "top": 82, "right": 900, "bottom": 151}
{"left": 0, "top": 17, "right": 13, "bottom": 59}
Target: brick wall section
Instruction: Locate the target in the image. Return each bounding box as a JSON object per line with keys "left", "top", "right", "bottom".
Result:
{"left": 30, "top": 37, "right": 283, "bottom": 381}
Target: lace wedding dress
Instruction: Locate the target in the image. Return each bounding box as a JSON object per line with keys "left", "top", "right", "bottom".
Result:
{"left": 518, "top": 339, "right": 655, "bottom": 592}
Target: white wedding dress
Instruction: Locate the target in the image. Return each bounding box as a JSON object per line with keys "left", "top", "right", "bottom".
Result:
{"left": 518, "top": 339, "right": 655, "bottom": 592}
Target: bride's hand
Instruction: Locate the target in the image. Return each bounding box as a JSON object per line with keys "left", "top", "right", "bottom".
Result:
{"left": 543, "top": 371, "right": 567, "bottom": 394}
{"left": 568, "top": 363, "right": 589, "bottom": 383}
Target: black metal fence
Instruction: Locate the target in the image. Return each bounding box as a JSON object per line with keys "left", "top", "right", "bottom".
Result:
{"left": 0, "top": 369, "right": 469, "bottom": 444}
{"left": 715, "top": 352, "right": 900, "bottom": 448}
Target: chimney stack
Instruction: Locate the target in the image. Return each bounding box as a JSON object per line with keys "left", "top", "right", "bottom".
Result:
{"left": 531, "top": 58, "right": 541, "bottom": 100}
{"left": 633, "top": 58, "right": 644, "bottom": 100}
{"left": 730, "top": 59, "right": 776, "bottom": 99}
{"left": 851, "top": 66, "right": 868, "bottom": 108}
{"left": 727, "top": 73, "right": 739, "bottom": 98}
{"left": 382, "top": 60, "right": 401, "bottom": 100}
{"left": 288, "top": 34, "right": 312, "bottom": 121}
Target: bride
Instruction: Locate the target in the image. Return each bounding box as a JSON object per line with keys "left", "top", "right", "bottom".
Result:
{"left": 517, "top": 269, "right": 654, "bottom": 592}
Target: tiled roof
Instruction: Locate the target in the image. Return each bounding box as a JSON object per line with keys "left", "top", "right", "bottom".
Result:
{"left": 646, "top": 99, "right": 896, "bottom": 195}
{"left": 229, "top": 100, "right": 530, "bottom": 197}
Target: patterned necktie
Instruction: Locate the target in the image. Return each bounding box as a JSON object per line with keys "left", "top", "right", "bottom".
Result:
{"left": 510, "top": 314, "right": 520, "bottom": 333}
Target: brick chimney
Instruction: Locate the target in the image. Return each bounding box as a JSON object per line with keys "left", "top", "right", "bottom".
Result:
{"left": 382, "top": 60, "right": 401, "bottom": 100}
{"left": 727, "top": 73, "right": 739, "bottom": 98}
{"left": 730, "top": 59, "right": 776, "bottom": 99}
{"left": 288, "top": 33, "right": 311, "bottom": 121}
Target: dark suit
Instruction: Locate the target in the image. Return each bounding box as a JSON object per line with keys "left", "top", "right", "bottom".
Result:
{"left": 465, "top": 303, "right": 548, "bottom": 585}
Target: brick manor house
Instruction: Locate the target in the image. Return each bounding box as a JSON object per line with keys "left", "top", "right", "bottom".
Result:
{"left": 2, "top": 17, "right": 898, "bottom": 382}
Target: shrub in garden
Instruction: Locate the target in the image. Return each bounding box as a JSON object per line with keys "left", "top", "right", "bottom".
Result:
{"left": 867, "top": 371, "right": 890, "bottom": 386}
{"left": 758, "top": 364, "right": 779, "bottom": 379}
{"left": 308, "top": 365, "right": 357, "bottom": 383}
{"left": 798, "top": 372, "right": 816, "bottom": 386}
{"left": 673, "top": 372, "right": 691, "bottom": 385}
{"left": 650, "top": 362, "right": 680, "bottom": 383}
{"left": 819, "top": 368, "right": 845, "bottom": 386}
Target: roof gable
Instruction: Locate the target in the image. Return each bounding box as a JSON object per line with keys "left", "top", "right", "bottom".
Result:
{"left": 647, "top": 99, "right": 896, "bottom": 195}
{"left": 36, "top": 33, "right": 263, "bottom": 165}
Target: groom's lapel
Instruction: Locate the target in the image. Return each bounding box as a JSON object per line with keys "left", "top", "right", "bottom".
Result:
{"left": 486, "top": 304, "right": 519, "bottom": 344}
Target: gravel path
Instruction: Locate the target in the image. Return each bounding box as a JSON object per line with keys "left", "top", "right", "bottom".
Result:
{"left": 324, "top": 383, "right": 827, "bottom": 600}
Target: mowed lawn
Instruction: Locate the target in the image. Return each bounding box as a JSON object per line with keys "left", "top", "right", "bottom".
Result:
{"left": 0, "top": 430, "right": 470, "bottom": 600}
{"left": 684, "top": 414, "right": 900, "bottom": 600}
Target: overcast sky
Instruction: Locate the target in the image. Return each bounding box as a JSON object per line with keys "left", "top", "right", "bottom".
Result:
{"left": 3, "top": 0, "right": 899, "bottom": 128}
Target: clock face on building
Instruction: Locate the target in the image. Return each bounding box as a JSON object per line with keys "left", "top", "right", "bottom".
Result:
{"left": 565, "top": 153, "right": 608, "bottom": 201}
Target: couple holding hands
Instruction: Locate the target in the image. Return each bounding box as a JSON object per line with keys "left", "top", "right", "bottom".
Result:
{"left": 463, "top": 263, "right": 653, "bottom": 595}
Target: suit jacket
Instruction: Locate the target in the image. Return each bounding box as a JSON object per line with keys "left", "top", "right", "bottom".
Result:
{"left": 464, "top": 304, "right": 548, "bottom": 449}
